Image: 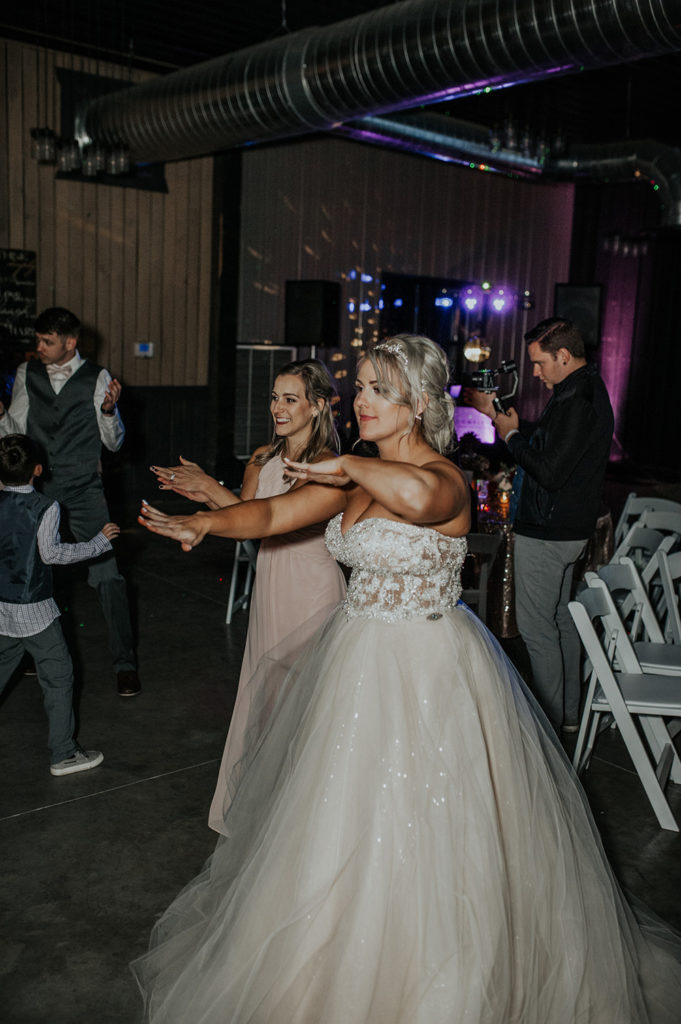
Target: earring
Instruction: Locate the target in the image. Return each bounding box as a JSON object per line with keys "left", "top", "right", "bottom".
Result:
{"left": 415, "top": 414, "right": 422, "bottom": 422}
{"left": 313, "top": 409, "right": 319, "bottom": 417}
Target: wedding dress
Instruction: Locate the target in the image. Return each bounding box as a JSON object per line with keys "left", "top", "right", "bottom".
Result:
{"left": 133, "top": 515, "right": 681, "bottom": 1023}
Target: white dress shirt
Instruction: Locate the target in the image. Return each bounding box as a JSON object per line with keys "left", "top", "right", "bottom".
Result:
{"left": 0, "top": 485, "right": 112, "bottom": 637}
{"left": 0, "top": 352, "right": 125, "bottom": 451}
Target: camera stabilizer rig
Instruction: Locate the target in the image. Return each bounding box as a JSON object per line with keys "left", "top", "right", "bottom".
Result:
{"left": 470, "top": 361, "right": 519, "bottom": 416}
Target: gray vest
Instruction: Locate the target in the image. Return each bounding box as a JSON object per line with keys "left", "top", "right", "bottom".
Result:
{"left": 0, "top": 489, "right": 54, "bottom": 604}
{"left": 26, "top": 359, "right": 103, "bottom": 497}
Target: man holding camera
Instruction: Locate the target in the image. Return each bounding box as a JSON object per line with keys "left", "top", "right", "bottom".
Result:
{"left": 467, "top": 317, "right": 613, "bottom": 735}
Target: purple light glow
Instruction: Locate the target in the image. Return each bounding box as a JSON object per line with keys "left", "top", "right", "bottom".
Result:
{"left": 454, "top": 405, "right": 495, "bottom": 445}
{"left": 598, "top": 261, "right": 640, "bottom": 456}
{"left": 398, "top": 64, "right": 577, "bottom": 106}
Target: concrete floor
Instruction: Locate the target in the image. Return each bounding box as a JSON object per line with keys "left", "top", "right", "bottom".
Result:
{"left": 2, "top": 493, "right": 681, "bottom": 1024}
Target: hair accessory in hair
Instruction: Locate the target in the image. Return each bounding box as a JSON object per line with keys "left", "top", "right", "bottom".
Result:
{"left": 374, "top": 341, "right": 408, "bottom": 369}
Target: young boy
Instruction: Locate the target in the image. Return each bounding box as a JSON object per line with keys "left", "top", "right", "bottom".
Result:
{"left": 0, "top": 433, "right": 119, "bottom": 775}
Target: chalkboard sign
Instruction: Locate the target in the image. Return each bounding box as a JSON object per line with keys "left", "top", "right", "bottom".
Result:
{"left": 0, "top": 248, "right": 37, "bottom": 346}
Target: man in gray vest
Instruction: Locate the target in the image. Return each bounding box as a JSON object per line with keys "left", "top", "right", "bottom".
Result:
{"left": 0, "top": 307, "right": 140, "bottom": 696}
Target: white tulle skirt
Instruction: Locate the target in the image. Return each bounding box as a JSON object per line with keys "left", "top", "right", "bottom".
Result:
{"left": 132, "top": 603, "right": 681, "bottom": 1023}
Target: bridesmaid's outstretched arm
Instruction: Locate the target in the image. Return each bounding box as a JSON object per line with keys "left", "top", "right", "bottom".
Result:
{"left": 138, "top": 481, "right": 350, "bottom": 551}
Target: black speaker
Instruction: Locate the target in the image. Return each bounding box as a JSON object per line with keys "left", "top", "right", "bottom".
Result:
{"left": 285, "top": 280, "right": 341, "bottom": 349}
{"left": 554, "top": 284, "right": 602, "bottom": 349}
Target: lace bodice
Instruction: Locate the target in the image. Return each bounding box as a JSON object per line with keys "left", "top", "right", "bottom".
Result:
{"left": 325, "top": 514, "right": 467, "bottom": 622}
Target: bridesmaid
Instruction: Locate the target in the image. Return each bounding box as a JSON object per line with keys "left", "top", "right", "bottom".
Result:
{"left": 151, "top": 359, "right": 348, "bottom": 830}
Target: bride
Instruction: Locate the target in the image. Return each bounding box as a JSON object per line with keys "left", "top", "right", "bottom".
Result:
{"left": 135, "top": 335, "right": 681, "bottom": 1023}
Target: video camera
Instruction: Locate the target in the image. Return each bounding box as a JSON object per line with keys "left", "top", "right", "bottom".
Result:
{"left": 470, "top": 360, "right": 519, "bottom": 415}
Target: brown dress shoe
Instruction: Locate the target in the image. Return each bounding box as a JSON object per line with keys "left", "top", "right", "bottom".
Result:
{"left": 117, "top": 670, "right": 141, "bottom": 697}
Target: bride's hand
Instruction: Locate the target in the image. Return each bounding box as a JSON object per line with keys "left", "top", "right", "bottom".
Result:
{"left": 138, "top": 500, "right": 210, "bottom": 552}
{"left": 283, "top": 455, "right": 351, "bottom": 487}
{"left": 150, "top": 456, "right": 215, "bottom": 503}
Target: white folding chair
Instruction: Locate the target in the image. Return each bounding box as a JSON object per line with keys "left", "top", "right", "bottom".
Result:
{"left": 612, "top": 524, "right": 666, "bottom": 566}
{"left": 614, "top": 493, "right": 681, "bottom": 547}
{"left": 569, "top": 585, "right": 681, "bottom": 831}
{"left": 461, "top": 532, "right": 502, "bottom": 625}
{"left": 225, "top": 540, "right": 258, "bottom": 624}
{"left": 637, "top": 509, "right": 681, "bottom": 544}
{"left": 629, "top": 533, "right": 678, "bottom": 632}
{"left": 658, "top": 550, "right": 681, "bottom": 646}
{"left": 585, "top": 559, "right": 681, "bottom": 676}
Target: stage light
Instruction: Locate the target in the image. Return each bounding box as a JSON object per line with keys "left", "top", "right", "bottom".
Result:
{"left": 461, "top": 285, "right": 483, "bottom": 312}
{"left": 490, "top": 287, "right": 509, "bottom": 313}
{"left": 435, "top": 296, "right": 454, "bottom": 308}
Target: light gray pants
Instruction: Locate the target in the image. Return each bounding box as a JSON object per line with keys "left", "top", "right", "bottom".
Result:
{"left": 513, "top": 534, "right": 586, "bottom": 731}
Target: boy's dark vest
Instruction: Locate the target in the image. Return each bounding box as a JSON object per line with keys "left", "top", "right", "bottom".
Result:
{"left": 0, "top": 489, "right": 54, "bottom": 604}
{"left": 25, "top": 359, "right": 102, "bottom": 495}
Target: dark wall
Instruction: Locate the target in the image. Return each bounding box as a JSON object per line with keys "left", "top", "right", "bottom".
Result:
{"left": 569, "top": 181, "right": 680, "bottom": 475}
{"left": 623, "top": 228, "right": 681, "bottom": 471}
{"left": 104, "top": 385, "right": 243, "bottom": 516}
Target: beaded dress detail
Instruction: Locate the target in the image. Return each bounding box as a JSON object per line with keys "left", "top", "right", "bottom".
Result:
{"left": 325, "top": 514, "right": 466, "bottom": 621}
{"left": 134, "top": 516, "right": 681, "bottom": 1024}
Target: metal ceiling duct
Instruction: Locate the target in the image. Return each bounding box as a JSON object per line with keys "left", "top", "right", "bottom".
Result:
{"left": 337, "top": 111, "right": 546, "bottom": 176}
{"left": 340, "top": 112, "right": 681, "bottom": 225}
{"left": 551, "top": 141, "right": 681, "bottom": 227}
{"left": 84, "top": 0, "right": 681, "bottom": 165}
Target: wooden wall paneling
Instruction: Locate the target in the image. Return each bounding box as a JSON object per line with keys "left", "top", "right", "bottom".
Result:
{"left": 67, "top": 180, "right": 86, "bottom": 313}
{"left": 195, "top": 157, "right": 213, "bottom": 385}
{"left": 36, "top": 159, "right": 56, "bottom": 308}
{"left": 0, "top": 44, "right": 9, "bottom": 244}
{"left": 160, "top": 163, "right": 178, "bottom": 386}
{"left": 135, "top": 191, "right": 153, "bottom": 387}
{"left": 107, "top": 185, "right": 126, "bottom": 378}
{"left": 2, "top": 33, "right": 215, "bottom": 400}
{"left": 170, "top": 160, "right": 190, "bottom": 385}
{"left": 147, "top": 190, "right": 164, "bottom": 387}
{"left": 185, "top": 160, "right": 201, "bottom": 386}
{"left": 53, "top": 181, "right": 71, "bottom": 304}
{"left": 21, "top": 46, "right": 40, "bottom": 254}
{"left": 95, "top": 183, "right": 113, "bottom": 370}
{"left": 6, "top": 42, "right": 25, "bottom": 247}
{"left": 121, "top": 187, "right": 140, "bottom": 385}
{"left": 80, "top": 179, "right": 98, "bottom": 341}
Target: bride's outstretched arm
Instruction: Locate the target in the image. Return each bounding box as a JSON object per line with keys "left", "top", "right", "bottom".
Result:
{"left": 284, "top": 454, "right": 469, "bottom": 525}
{"left": 138, "top": 481, "right": 349, "bottom": 551}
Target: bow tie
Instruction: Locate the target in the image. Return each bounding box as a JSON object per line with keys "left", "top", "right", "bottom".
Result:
{"left": 46, "top": 363, "right": 73, "bottom": 379}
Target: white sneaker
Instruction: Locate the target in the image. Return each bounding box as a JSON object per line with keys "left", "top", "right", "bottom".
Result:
{"left": 50, "top": 748, "right": 104, "bottom": 776}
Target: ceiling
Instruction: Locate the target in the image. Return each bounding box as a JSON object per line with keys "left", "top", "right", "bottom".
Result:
{"left": 3, "top": 0, "right": 681, "bottom": 150}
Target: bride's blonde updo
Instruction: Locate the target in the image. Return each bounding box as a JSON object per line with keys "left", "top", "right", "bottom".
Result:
{"left": 366, "top": 334, "right": 455, "bottom": 454}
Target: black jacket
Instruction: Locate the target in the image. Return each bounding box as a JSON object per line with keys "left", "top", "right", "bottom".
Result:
{"left": 505, "top": 364, "right": 614, "bottom": 542}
